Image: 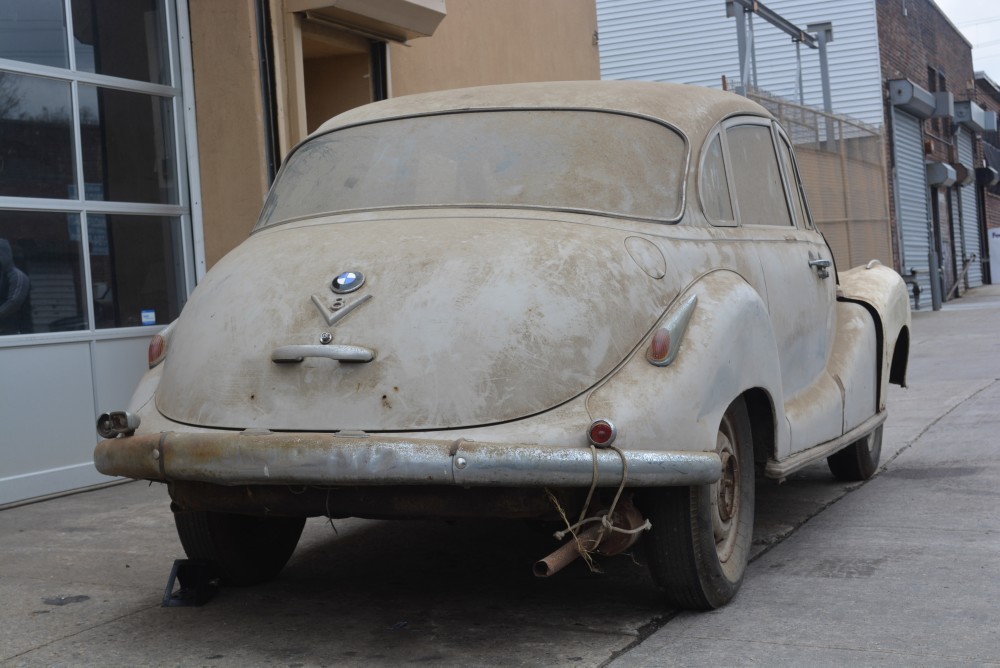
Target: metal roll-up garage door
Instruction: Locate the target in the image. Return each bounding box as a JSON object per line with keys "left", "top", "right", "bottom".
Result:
{"left": 957, "top": 127, "right": 983, "bottom": 287}
{"left": 892, "top": 109, "right": 931, "bottom": 300}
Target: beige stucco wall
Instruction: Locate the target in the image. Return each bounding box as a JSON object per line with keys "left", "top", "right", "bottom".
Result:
{"left": 189, "top": 0, "right": 270, "bottom": 268}
{"left": 188, "top": 0, "right": 599, "bottom": 268}
{"left": 388, "top": 0, "right": 600, "bottom": 97}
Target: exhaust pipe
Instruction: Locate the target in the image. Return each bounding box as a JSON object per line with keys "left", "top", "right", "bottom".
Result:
{"left": 533, "top": 500, "right": 647, "bottom": 577}
{"left": 533, "top": 524, "right": 603, "bottom": 577}
{"left": 97, "top": 411, "right": 141, "bottom": 439}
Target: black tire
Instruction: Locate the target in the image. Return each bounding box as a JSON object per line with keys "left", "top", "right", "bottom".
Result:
{"left": 827, "top": 425, "right": 883, "bottom": 481}
{"left": 641, "top": 397, "right": 755, "bottom": 610}
{"left": 173, "top": 509, "right": 306, "bottom": 586}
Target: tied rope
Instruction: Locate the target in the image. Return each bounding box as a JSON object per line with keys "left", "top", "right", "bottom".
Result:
{"left": 546, "top": 444, "right": 652, "bottom": 570}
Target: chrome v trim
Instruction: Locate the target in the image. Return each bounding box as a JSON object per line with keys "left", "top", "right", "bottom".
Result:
{"left": 311, "top": 293, "right": 372, "bottom": 326}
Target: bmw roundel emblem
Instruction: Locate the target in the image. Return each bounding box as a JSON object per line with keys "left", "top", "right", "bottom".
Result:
{"left": 331, "top": 271, "right": 365, "bottom": 294}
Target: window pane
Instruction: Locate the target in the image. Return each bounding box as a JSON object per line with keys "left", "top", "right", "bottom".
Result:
{"left": 0, "top": 73, "right": 76, "bottom": 199}
{"left": 259, "top": 110, "right": 687, "bottom": 227}
{"left": 701, "top": 133, "right": 733, "bottom": 221}
{"left": 72, "top": 0, "right": 170, "bottom": 85}
{"left": 91, "top": 215, "right": 184, "bottom": 328}
{"left": 1, "top": 211, "right": 86, "bottom": 335}
{"left": 728, "top": 125, "right": 792, "bottom": 226}
{"left": 80, "top": 86, "right": 177, "bottom": 204}
{"left": 0, "top": 0, "right": 69, "bottom": 69}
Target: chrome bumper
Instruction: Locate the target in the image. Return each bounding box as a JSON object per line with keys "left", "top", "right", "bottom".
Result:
{"left": 95, "top": 431, "right": 722, "bottom": 488}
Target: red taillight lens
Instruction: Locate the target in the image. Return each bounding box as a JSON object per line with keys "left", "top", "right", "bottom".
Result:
{"left": 148, "top": 334, "right": 166, "bottom": 368}
{"left": 648, "top": 329, "right": 671, "bottom": 363}
{"left": 646, "top": 294, "right": 698, "bottom": 367}
{"left": 588, "top": 419, "right": 617, "bottom": 447}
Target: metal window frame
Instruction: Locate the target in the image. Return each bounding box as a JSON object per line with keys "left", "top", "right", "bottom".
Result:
{"left": 0, "top": 0, "right": 202, "bottom": 349}
{"left": 719, "top": 115, "right": 797, "bottom": 229}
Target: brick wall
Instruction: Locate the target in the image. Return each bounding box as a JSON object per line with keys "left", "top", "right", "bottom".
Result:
{"left": 986, "top": 193, "right": 1000, "bottom": 230}
{"left": 975, "top": 78, "right": 1000, "bottom": 231}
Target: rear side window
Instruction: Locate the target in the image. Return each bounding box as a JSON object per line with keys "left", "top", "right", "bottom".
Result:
{"left": 727, "top": 124, "right": 792, "bottom": 227}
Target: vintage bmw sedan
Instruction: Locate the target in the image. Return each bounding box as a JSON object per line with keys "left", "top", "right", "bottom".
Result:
{"left": 95, "top": 81, "right": 910, "bottom": 609}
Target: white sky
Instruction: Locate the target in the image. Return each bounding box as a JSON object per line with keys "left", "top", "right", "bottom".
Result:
{"left": 933, "top": 0, "right": 1000, "bottom": 83}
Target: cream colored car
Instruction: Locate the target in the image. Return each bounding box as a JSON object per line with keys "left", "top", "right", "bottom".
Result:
{"left": 95, "top": 81, "right": 910, "bottom": 609}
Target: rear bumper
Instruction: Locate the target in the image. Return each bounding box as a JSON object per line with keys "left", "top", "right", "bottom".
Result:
{"left": 95, "top": 431, "right": 722, "bottom": 488}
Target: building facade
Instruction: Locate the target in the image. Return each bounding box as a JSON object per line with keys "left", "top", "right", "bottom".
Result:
{"left": 0, "top": 0, "right": 600, "bottom": 506}
{"left": 976, "top": 72, "right": 1000, "bottom": 231}
{"left": 597, "top": 0, "right": 1000, "bottom": 304}
{"left": 876, "top": 0, "right": 991, "bottom": 297}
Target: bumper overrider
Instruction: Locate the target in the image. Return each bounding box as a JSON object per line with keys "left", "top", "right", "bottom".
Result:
{"left": 94, "top": 430, "right": 723, "bottom": 488}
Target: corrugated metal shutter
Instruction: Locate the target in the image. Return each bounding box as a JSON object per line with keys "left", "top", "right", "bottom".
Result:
{"left": 596, "top": 0, "right": 885, "bottom": 127}
{"left": 957, "top": 127, "right": 982, "bottom": 287}
{"left": 892, "top": 109, "right": 931, "bottom": 300}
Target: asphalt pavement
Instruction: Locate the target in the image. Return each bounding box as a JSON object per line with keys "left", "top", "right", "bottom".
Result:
{"left": 1, "top": 285, "right": 999, "bottom": 667}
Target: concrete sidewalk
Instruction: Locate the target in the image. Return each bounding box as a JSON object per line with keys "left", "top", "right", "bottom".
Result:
{"left": 614, "top": 286, "right": 1000, "bottom": 666}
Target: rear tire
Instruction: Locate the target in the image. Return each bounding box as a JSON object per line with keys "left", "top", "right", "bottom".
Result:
{"left": 827, "top": 425, "right": 882, "bottom": 481}
{"left": 641, "top": 397, "right": 755, "bottom": 609}
{"left": 173, "top": 509, "right": 305, "bottom": 586}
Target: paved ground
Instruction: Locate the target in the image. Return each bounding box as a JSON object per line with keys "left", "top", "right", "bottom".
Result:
{"left": 613, "top": 287, "right": 1000, "bottom": 666}
{"left": 1, "top": 286, "right": 998, "bottom": 666}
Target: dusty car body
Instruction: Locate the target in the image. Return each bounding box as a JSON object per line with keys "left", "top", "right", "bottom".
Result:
{"left": 95, "top": 81, "right": 910, "bottom": 609}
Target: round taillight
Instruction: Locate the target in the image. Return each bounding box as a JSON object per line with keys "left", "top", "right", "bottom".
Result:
{"left": 148, "top": 334, "right": 166, "bottom": 368}
{"left": 588, "top": 419, "right": 617, "bottom": 447}
{"left": 647, "top": 329, "right": 671, "bottom": 363}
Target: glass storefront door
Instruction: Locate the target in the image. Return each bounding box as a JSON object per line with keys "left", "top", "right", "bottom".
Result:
{"left": 0, "top": 0, "right": 198, "bottom": 505}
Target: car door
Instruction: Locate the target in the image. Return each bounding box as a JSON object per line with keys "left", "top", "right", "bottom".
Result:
{"left": 722, "top": 117, "right": 841, "bottom": 456}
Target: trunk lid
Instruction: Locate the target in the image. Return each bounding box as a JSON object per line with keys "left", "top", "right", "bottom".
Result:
{"left": 157, "top": 214, "right": 674, "bottom": 431}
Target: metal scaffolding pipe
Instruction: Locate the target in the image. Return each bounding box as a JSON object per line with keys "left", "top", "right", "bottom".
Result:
{"left": 725, "top": 0, "right": 833, "bottom": 114}
{"left": 728, "top": 0, "right": 816, "bottom": 47}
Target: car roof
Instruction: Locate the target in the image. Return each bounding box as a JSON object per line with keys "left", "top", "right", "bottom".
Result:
{"left": 313, "top": 80, "right": 772, "bottom": 145}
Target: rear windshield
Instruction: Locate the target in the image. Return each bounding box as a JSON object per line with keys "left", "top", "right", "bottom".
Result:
{"left": 256, "top": 110, "right": 687, "bottom": 229}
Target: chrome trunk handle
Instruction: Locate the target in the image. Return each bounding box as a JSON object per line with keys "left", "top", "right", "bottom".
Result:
{"left": 272, "top": 344, "right": 375, "bottom": 363}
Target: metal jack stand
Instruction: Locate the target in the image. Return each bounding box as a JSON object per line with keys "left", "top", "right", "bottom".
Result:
{"left": 162, "top": 559, "right": 218, "bottom": 607}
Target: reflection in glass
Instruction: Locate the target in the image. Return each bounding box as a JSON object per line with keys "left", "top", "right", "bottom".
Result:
{"left": 0, "top": 211, "right": 86, "bottom": 334}
{"left": 0, "top": 73, "right": 75, "bottom": 199}
{"left": 72, "top": 0, "right": 170, "bottom": 85}
{"left": 79, "top": 85, "right": 177, "bottom": 204}
{"left": 91, "top": 215, "right": 184, "bottom": 329}
{"left": 0, "top": 0, "right": 69, "bottom": 69}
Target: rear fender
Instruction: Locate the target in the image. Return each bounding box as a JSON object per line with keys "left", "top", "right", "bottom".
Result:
{"left": 586, "top": 270, "right": 788, "bottom": 459}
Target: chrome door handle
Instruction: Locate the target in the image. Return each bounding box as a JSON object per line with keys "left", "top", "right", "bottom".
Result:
{"left": 808, "top": 257, "right": 831, "bottom": 278}
{"left": 272, "top": 344, "right": 375, "bottom": 363}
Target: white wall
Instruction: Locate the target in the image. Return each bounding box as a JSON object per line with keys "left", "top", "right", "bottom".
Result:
{"left": 0, "top": 336, "right": 150, "bottom": 506}
{"left": 597, "top": 0, "right": 885, "bottom": 127}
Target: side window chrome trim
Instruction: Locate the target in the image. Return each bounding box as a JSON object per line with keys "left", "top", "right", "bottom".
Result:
{"left": 721, "top": 115, "right": 794, "bottom": 228}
